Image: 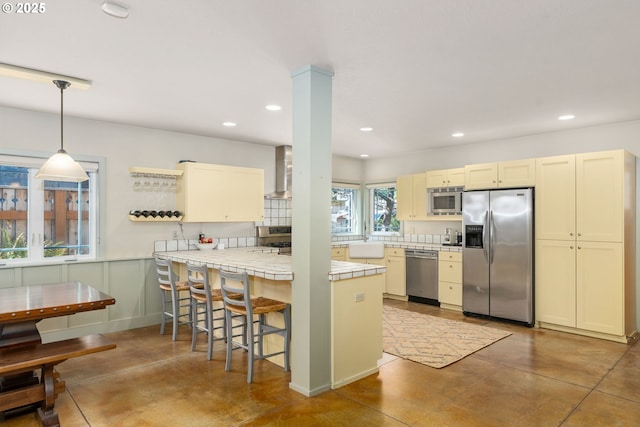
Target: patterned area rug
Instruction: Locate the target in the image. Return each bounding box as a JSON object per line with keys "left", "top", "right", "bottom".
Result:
{"left": 383, "top": 305, "right": 512, "bottom": 368}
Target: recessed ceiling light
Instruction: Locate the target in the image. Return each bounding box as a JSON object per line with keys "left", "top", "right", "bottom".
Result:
{"left": 101, "top": 2, "right": 129, "bottom": 19}
{"left": 360, "top": 127, "right": 373, "bottom": 132}
{"left": 360, "top": 154, "right": 369, "bottom": 158}
{"left": 222, "top": 122, "right": 237, "bottom": 127}
{"left": 452, "top": 132, "right": 465, "bottom": 138}
{"left": 558, "top": 114, "right": 575, "bottom": 121}
{"left": 265, "top": 105, "right": 281, "bottom": 111}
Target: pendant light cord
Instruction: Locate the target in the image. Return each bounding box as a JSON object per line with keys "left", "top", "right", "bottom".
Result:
{"left": 53, "top": 80, "right": 71, "bottom": 152}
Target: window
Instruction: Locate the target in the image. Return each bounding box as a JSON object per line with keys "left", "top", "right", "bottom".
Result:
{"left": 331, "top": 184, "right": 359, "bottom": 234}
{"left": 0, "top": 156, "right": 98, "bottom": 264}
{"left": 369, "top": 184, "right": 400, "bottom": 233}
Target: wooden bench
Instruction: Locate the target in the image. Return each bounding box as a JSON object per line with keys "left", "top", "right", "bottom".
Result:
{"left": 0, "top": 334, "right": 116, "bottom": 427}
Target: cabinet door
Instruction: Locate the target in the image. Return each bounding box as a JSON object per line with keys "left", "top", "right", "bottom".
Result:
{"left": 225, "top": 167, "right": 264, "bottom": 222}
{"left": 576, "top": 241, "right": 623, "bottom": 335}
{"left": 438, "top": 259, "right": 461, "bottom": 283}
{"left": 385, "top": 255, "right": 406, "bottom": 296}
{"left": 331, "top": 247, "right": 346, "bottom": 261}
{"left": 177, "top": 163, "right": 227, "bottom": 222}
{"left": 498, "top": 159, "right": 535, "bottom": 187}
{"left": 535, "top": 239, "right": 576, "bottom": 327}
{"left": 576, "top": 151, "right": 623, "bottom": 243}
{"left": 464, "top": 163, "right": 498, "bottom": 190}
{"left": 411, "top": 173, "right": 428, "bottom": 220}
{"left": 447, "top": 168, "right": 466, "bottom": 187}
{"left": 535, "top": 155, "right": 576, "bottom": 241}
{"left": 426, "top": 170, "right": 448, "bottom": 188}
{"left": 396, "top": 174, "right": 413, "bottom": 220}
{"left": 438, "top": 282, "right": 462, "bottom": 306}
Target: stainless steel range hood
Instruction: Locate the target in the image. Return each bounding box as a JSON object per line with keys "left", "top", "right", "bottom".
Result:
{"left": 266, "top": 145, "right": 292, "bottom": 199}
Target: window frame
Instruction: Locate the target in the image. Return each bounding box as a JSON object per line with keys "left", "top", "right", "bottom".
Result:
{"left": 0, "top": 149, "right": 105, "bottom": 266}
{"left": 331, "top": 182, "right": 361, "bottom": 235}
{"left": 366, "top": 182, "right": 401, "bottom": 236}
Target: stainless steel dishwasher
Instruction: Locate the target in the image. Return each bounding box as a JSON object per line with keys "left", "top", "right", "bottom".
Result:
{"left": 406, "top": 249, "right": 439, "bottom": 306}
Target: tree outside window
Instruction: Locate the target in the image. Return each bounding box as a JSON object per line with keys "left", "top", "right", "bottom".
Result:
{"left": 371, "top": 186, "right": 400, "bottom": 233}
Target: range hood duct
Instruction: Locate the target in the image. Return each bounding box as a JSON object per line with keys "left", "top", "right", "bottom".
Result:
{"left": 267, "top": 145, "right": 292, "bottom": 199}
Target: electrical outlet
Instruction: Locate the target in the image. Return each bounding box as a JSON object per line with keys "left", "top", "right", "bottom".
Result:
{"left": 354, "top": 292, "right": 365, "bottom": 302}
{"left": 172, "top": 231, "right": 178, "bottom": 240}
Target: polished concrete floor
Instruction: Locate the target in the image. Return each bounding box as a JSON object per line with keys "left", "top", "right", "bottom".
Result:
{"left": 4, "top": 299, "right": 640, "bottom": 426}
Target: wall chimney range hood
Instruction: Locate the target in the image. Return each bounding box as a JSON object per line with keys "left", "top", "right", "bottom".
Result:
{"left": 267, "top": 145, "right": 292, "bottom": 199}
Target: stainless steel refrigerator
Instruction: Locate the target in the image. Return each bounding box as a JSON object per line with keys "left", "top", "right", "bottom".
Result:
{"left": 462, "top": 188, "right": 534, "bottom": 325}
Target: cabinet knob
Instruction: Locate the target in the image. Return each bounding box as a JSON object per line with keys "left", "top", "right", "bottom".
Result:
{"left": 493, "top": 180, "right": 496, "bottom": 183}
{"left": 577, "top": 246, "right": 581, "bottom": 250}
{"left": 449, "top": 286, "right": 453, "bottom": 290}
{"left": 577, "top": 233, "right": 582, "bottom": 237}
{"left": 569, "top": 233, "right": 574, "bottom": 236}
{"left": 570, "top": 246, "right": 574, "bottom": 249}
{"left": 449, "top": 265, "right": 453, "bottom": 268}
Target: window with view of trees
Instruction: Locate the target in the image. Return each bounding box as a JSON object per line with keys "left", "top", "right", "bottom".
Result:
{"left": 331, "top": 185, "right": 359, "bottom": 234}
{"left": 0, "top": 160, "right": 97, "bottom": 263}
{"left": 370, "top": 185, "right": 400, "bottom": 233}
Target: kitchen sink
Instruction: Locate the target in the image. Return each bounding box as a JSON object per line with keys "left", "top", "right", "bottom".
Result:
{"left": 348, "top": 241, "right": 384, "bottom": 259}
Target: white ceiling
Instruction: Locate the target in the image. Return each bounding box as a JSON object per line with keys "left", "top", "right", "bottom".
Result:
{"left": 1, "top": 0, "right": 639, "bottom": 159}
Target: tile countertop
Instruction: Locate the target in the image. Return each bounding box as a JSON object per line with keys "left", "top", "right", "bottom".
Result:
{"left": 332, "top": 240, "right": 463, "bottom": 253}
{"left": 154, "top": 247, "right": 386, "bottom": 282}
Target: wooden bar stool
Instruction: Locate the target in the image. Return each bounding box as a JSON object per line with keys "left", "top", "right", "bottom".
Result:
{"left": 154, "top": 257, "right": 192, "bottom": 341}
{"left": 186, "top": 262, "right": 228, "bottom": 360}
{"left": 219, "top": 269, "right": 291, "bottom": 383}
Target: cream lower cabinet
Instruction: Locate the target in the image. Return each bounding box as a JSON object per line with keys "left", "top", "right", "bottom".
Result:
{"left": 176, "top": 162, "right": 264, "bottom": 222}
{"left": 384, "top": 248, "right": 406, "bottom": 297}
{"left": 397, "top": 173, "right": 427, "bottom": 221}
{"left": 331, "top": 247, "right": 347, "bottom": 261}
{"left": 537, "top": 240, "right": 624, "bottom": 338}
{"left": 438, "top": 251, "right": 462, "bottom": 310}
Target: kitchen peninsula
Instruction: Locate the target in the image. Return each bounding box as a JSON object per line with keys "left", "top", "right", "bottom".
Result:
{"left": 154, "top": 247, "right": 386, "bottom": 388}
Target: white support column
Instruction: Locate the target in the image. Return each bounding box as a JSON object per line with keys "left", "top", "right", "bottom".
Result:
{"left": 289, "top": 65, "right": 334, "bottom": 396}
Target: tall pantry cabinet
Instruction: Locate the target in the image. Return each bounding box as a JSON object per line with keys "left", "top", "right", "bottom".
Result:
{"left": 535, "top": 150, "right": 636, "bottom": 343}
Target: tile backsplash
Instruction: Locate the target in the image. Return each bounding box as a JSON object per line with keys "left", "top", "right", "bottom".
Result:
{"left": 263, "top": 198, "right": 291, "bottom": 226}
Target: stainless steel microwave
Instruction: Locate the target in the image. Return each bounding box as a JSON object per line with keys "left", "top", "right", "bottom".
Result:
{"left": 428, "top": 188, "right": 462, "bottom": 215}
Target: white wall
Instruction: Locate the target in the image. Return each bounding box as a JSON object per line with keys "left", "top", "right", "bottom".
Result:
{"left": 1, "top": 106, "right": 366, "bottom": 259}
{"left": 363, "top": 120, "right": 640, "bottom": 181}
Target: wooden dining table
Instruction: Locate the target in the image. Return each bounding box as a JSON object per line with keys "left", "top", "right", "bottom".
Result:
{"left": 0, "top": 281, "right": 116, "bottom": 348}
{"left": 0, "top": 282, "right": 116, "bottom": 425}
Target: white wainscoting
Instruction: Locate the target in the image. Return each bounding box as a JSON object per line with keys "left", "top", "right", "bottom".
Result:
{"left": 0, "top": 258, "right": 161, "bottom": 343}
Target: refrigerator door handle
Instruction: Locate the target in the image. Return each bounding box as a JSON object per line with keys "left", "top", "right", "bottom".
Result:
{"left": 489, "top": 209, "right": 496, "bottom": 264}
{"left": 482, "top": 210, "right": 489, "bottom": 263}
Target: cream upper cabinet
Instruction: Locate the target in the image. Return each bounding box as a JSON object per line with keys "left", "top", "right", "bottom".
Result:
{"left": 426, "top": 168, "right": 465, "bottom": 188}
{"left": 465, "top": 159, "right": 535, "bottom": 190}
{"left": 176, "top": 162, "right": 264, "bottom": 223}
{"left": 576, "top": 151, "right": 624, "bottom": 242}
{"left": 535, "top": 155, "right": 576, "bottom": 241}
{"left": 536, "top": 151, "right": 624, "bottom": 242}
{"left": 464, "top": 162, "right": 497, "bottom": 190}
{"left": 396, "top": 173, "right": 427, "bottom": 221}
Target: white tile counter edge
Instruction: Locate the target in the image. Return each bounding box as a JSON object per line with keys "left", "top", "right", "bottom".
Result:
{"left": 154, "top": 247, "right": 386, "bottom": 282}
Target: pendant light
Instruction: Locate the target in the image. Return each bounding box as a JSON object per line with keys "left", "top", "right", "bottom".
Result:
{"left": 35, "top": 80, "right": 89, "bottom": 182}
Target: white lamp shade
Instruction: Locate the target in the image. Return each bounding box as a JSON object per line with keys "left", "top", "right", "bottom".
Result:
{"left": 35, "top": 150, "right": 89, "bottom": 182}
